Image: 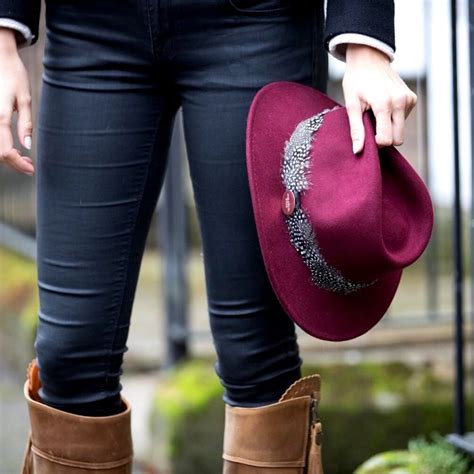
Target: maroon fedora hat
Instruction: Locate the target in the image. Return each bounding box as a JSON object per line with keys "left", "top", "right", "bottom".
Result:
{"left": 246, "top": 81, "right": 434, "bottom": 341}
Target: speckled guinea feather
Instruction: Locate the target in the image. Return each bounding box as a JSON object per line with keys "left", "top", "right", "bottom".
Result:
{"left": 279, "top": 107, "right": 377, "bottom": 295}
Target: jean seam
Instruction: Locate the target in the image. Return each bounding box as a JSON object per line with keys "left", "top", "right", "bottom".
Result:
{"left": 100, "top": 112, "right": 162, "bottom": 397}
{"left": 144, "top": 0, "right": 158, "bottom": 64}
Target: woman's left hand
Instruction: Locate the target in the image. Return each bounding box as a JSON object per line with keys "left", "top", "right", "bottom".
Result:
{"left": 342, "top": 43, "right": 418, "bottom": 154}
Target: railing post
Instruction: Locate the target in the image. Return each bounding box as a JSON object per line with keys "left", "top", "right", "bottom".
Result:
{"left": 470, "top": 0, "right": 474, "bottom": 437}
{"left": 157, "top": 108, "right": 190, "bottom": 370}
{"left": 449, "top": 0, "right": 465, "bottom": 438}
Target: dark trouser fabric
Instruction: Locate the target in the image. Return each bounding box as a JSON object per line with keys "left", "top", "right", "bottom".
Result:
{"left": 34, "top": 0, "right": 328, "bottom": 416}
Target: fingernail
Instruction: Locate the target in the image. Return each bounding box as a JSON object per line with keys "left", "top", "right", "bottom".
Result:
{"left": 25, "top": 136, "right": 32, "bottom": 150}
{"left": 22, "top": 156, "right": 33, "bottom": 164}
{"left": 24, "top": 171, "right": 34, "bottom": 176}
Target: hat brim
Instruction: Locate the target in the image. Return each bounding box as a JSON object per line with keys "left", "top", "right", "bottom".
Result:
{"left": 246, "top": 81, "right": 403, "bottom": 341}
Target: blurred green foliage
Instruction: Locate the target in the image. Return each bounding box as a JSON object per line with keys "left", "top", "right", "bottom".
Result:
{"left": 0, "top": 246, "right": 37, "bottom": 372}
{"left": 154, "top": 359, "right": 223, "bottom": 423}
{"left": 355, "top": 432, "right": 471, "bottom": 474}
{"left": 149, "top": 358, "right": 225, "bottom": 473}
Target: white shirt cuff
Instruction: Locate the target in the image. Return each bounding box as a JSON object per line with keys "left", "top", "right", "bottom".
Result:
{"left": 328, "top": 33, "right": 395, "bottom": 63}
{"left": 0, "top": 18, "right": 34, "bottom": 48}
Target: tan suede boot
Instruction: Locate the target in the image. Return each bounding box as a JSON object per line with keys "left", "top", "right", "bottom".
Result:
{"left": 222, "top": 374, "right": 323, "bottom": 474}
{"left": 20, "top": 358, "right": 134, "bottom": 473}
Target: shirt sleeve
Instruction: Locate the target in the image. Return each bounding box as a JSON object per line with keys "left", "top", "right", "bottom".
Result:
{"left": 0, "top": 18, "right": 34, "bottom": 49}
{"left": 327, "top": 33, "right": 395, "bottom": 63}
{"left": 0, "top": 0, "right": 41, "bottom": 48}
{"left": 323, "top": 0, "right": 396, "bottom": 62}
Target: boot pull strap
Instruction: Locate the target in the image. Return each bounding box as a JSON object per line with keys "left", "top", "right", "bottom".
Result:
{"left": 26, "top": 358, "right": 42, "bottom": 401}
{"left": 307, "top": 421, "right": 324, "bottom": 474}
{"left": 278, "top": 373, "right": 321, "bottom": 402}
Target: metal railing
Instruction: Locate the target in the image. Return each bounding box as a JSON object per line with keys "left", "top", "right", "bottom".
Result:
{"left": 446, "top": 0, "right": 473, "bottom": 454}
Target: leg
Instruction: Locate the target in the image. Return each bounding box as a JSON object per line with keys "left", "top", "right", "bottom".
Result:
{"left": 169, "top": 0, "right": 327, "bottom": 406}
{"left": 166, "top": 4, "right": 327, "bottom": 470}
{"left": 34, "top": 0, "right": 180, "bottom": 416}
{"left": 21, "top": 2, "right": 181, "bottom": 471}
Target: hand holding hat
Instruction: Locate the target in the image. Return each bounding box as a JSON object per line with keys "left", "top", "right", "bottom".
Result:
{"left": 343, "top": 43, "right": 418, "bottom": 154}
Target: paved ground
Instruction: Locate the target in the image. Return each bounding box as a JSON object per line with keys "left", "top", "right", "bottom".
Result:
{"left": 0, "top": 358, "right": 29, "bottom": 474}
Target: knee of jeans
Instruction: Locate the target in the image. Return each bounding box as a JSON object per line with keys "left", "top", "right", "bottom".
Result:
{"left": 33, "top": 326, "right": 123, "bottom": 404}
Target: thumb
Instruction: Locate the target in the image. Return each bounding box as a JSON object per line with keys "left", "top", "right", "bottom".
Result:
{"left": 16, "top": 92, "right": 33, "bottom": 150}
{"left": 345, "top": 99, "right": 365, "bottom": 155}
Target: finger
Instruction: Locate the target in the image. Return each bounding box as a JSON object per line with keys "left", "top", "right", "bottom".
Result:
{"left": 345, "top": 98, "right": 365, "bottom": 154}
{"left": 1, "top": 147, "right": 35, "bottom": 175}
{"left": 0, "top": 103, "right": 15, "bottom": 157}
{"left": 373, "top": 104, "right": 393, "bottom": 148}
{"left": 0, "top": 100, "right": 34, "bottom": 175}
{"left": 392, "top": 75, "right": 417, "bottom": 118}
{"left": 391, "top": 107, "right": 405, "bottom": 146}
{"left": 405, "top": 91, "right": 417, "bottom": 118}
{"left": 16, "top": 91, "right": 33, "bottom": 150}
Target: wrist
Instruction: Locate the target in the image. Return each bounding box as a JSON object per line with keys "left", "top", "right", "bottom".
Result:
{"left": 345, "top": 43, "right": 391, "bottom": 66}
{"left": 0, "top": 27, "right": 19, "bottom": 55}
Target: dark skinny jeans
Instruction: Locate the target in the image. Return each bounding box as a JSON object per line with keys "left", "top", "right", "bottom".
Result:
{"left": 34, "top": 0, "right": 329, "bottom": 416}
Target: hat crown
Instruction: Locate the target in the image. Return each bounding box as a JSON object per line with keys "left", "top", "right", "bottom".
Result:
{"left": 296, "top": 107, "right": 433, "bottom": 283}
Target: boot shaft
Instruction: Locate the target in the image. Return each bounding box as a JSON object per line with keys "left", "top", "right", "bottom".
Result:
{"left": 223, "top": 374, "right": 324, "bottom": 473}
{"left": 21, "top": 358, "right": 134, "bottom": 473}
